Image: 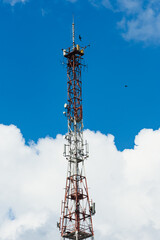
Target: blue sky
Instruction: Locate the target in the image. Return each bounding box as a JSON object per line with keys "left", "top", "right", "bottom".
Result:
{"left": 0, "top": 0, "right": 160, "bottom": 150}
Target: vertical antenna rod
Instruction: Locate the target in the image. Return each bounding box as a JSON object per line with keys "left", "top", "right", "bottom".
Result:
{"left": 58, "top": 21, "right": 95, "bottom": 240}
{"left": 72, "top": 16, "right": 75, "bottom": 48}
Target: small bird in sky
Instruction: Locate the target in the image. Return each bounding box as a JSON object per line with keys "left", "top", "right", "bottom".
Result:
{"left": 125, "top": 85, "right": 128, "bottom": 88}
{"left": 79, "top": 35, "right": 82, "bottom": 41}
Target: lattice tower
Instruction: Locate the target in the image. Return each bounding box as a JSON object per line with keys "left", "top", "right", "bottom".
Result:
{"left": 58, "top": 20, "right": 95, "bottom": 240}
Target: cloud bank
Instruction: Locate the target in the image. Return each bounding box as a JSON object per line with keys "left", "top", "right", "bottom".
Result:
{"left": 0, "top": 124, "right": 160, "bottom": 239}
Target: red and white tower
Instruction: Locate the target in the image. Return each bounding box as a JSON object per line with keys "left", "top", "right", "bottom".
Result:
{"left": 58, "top": 20, "right": 95, "bottom": 240}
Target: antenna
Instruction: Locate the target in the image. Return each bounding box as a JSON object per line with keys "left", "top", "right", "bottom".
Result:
{"left": 72, "top": 16, "right": 75, "bottom": 48}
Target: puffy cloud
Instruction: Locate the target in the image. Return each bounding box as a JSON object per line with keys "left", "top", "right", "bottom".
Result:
{"left": 0, "top": 124, "right": 65, "bottom": 240}
{"left": 0, "top": 124, "right": 160, "bottom": 239}
{"left": 90, "top": 0, "right": 160, "bottom": 44}
{"left": 101, "top": 0, "right": 160, "bottom": 44}
{"left": 87, "top": 128, "right": 160, "bottom": 239}
{"left": 118, "top": 0, "right": 160, "bottom": 44}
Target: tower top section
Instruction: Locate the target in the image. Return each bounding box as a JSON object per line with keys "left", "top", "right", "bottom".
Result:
{"left": 62, "top": 20, "right": 85, "bottom": 59}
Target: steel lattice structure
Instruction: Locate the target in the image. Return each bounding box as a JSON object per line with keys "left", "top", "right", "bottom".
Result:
{"left": 58, "top": 20, "right": 95, "bottom": 240}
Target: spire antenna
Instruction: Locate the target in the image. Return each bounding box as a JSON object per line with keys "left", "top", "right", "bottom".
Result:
{"left": 72, "top": 16, "right": 75, "bottom": 48}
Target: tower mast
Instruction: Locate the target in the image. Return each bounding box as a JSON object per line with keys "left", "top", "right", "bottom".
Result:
{"left": 58, "top": 20, "right": 95, "bottom": 240}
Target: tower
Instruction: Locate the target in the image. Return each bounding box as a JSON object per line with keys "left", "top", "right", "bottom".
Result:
{"left": 58, "top": 20, "right": 95, "bottom": 240}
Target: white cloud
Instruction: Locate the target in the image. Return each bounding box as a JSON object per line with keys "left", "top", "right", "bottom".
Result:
{"left": 0, "top": 124, "right": 160, "bottom": 239}
{"left": 118, "top": 1, "right": 160, "bottom": 44}
{"left": 86, "top": 128, "right": 160, "bottom": 239}
{"left": 0, "top": 124, "right": 65, "bottom": 240}
{"left": 102, "top": 0, "right": 160, "bottom": 44}
{"left": 3, "top": 0, "right": 27, "bottom": 6}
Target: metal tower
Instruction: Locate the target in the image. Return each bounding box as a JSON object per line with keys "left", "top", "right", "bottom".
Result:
{"left": 58, "top": 20, "right": 95, "bottom": 240}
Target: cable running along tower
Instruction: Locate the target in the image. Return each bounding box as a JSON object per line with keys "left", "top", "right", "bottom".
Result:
{"left": 58, "top": 21, "right": 95, "bottom": 240}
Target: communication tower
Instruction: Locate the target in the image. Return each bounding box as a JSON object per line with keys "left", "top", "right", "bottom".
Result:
{"left": 58, "top": 20, "right": 95, "bottom": 240}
